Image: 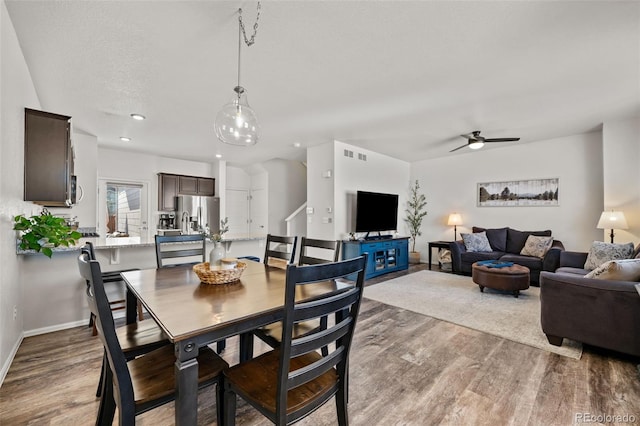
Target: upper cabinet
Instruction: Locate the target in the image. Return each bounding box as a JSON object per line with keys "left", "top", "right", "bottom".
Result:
{"left": 24, "top": 108, "right": 75, "bottom": 207}
{"left": 158, "top": 173, "right": 215, "bottom": 210}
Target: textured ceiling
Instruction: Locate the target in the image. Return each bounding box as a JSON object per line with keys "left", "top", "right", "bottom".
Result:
{"left": 6, "top": 1, "right": 640, "bottom": 166}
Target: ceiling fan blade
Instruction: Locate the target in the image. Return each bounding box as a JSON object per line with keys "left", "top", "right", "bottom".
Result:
{"left": 484, "top": 137, "right": 520, "bottom": 142}
{"left": 449, "top": 143, "right": 469, "bottom": 152}
{"left": 460, "top": 134, "right": 475, "bottom": 140}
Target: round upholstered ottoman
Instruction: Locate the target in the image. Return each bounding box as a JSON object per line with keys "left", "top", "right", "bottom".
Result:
{"left": 471, "top": 262, "right": 530, "bottom": 298}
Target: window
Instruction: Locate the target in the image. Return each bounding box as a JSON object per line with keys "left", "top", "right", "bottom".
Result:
{"left": 98, "top": 179, "right": 149, "bottom": 238}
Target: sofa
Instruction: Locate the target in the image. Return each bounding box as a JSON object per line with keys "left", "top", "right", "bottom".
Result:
{"left": 539, "top": 249, "right": 640, "bottom": 356}
{"left": 449, "top": 227, "right": 564, "bottom": 285}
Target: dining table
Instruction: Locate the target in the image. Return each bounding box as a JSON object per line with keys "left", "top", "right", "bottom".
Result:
{"left": 121, "top": 260, "right": 351, "bottom": 426}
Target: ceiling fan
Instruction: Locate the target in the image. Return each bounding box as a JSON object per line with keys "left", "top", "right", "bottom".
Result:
{"left": 449, "top": 130, "right": 520, "bottom": 152}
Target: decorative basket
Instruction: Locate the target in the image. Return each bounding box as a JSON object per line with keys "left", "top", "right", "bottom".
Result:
{"left": 193, "top": 261, "right": 247, "bottom": 285}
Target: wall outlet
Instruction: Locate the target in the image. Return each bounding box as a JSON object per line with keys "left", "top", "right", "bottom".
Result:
{"left": 13, "top": 305, "right": 17, "bottom": 321}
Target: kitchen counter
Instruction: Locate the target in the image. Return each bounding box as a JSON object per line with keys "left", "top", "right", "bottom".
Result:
{"left": 16, "top": 233, "right": 267, "bottom": 254}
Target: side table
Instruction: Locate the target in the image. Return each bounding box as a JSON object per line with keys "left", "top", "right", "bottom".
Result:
{"left": 428, "top": 241, "right": 453, "bottom": 271}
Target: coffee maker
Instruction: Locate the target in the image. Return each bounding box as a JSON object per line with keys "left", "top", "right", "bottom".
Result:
{"left": 158, "top": 213, "right": 176, "bottom": 229}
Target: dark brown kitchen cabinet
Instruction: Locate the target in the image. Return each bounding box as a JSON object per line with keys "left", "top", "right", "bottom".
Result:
{"left": 158, "top": 173, "right": 179, "bottom": 211}
{"left": 24, "top": 108, "right": 75, "bottom": 207}
{"left": 158, "top": 173, "right": 215, "bottom": 210}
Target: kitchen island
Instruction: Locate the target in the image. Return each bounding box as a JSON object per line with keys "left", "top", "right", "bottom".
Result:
{"left": 17, "top": 234, "right": 267, "bottom": 335}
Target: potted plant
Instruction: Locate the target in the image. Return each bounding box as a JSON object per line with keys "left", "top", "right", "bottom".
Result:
{"left": 207, "top": 217, "right": 229, "bottom": 267}
{"left": 404, "top": 180, "right": 427, "bottom": 264}
{"left": 13, "top": 208, "right": 82, "bottom": 258}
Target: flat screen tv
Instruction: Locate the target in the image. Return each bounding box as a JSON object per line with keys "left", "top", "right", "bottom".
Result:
{"left": 355, "top": 191, "right": 399, "bottom": 234}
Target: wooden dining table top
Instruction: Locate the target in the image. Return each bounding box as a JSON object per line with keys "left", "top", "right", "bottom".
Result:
{"left": 121, "top": 260, "right": 352, "bottom": 343}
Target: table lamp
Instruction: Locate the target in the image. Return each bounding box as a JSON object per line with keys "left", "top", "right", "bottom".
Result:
{"left": 596, "top": 210, "right": 628, "bottom": 243}
{"left": 447, "top": 213, "right": 463, "bottom": 241}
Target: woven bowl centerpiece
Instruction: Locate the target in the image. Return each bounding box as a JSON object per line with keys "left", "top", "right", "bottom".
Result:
{"left": 193, "top": 261, "right": 247, "bottom": 285}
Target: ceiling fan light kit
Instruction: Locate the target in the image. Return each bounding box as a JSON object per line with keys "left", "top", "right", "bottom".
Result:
{"left": 450, "top": 130, "right": 520, "bottom": 152}
{"left": 214, "top": 3, "right": 261, "bottom": 147}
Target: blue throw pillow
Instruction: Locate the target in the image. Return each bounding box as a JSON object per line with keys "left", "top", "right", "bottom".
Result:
{"left": 462, "top": 231, "right": 493, "bottom": 252}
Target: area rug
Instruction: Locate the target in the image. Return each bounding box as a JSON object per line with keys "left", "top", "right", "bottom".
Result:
{"left": 364, "top": 270, "right": 582, "bottom": 359}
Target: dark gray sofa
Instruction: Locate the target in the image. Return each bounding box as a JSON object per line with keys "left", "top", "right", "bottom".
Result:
{"left": 449, "top": 227, "right": 564, "bottom": 285}
{"left": 539, "top": 250, "right": 640, "bottom": 356}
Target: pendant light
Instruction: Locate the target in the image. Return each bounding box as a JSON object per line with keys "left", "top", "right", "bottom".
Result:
{"left": 214, "top": 3, "right": 261, "bottom": 146}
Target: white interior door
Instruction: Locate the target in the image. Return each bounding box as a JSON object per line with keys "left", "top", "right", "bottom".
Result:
{"left": 250, "top": 188, "right": 267, "bottom": 235}
{"left": 226, "top": 189, "right": 249, "bottom": 235}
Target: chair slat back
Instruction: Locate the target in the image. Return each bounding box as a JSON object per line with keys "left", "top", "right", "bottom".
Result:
{"left": 77, "top": 252, "right": 136, "bottom": 419}
{"left": 276, "top": 254, "right": 367, "bottom": 423}
{"left": 155, "top": 234, "right": 205, "bottom": 268}
{"left": 264, "top": 234, "right": 298, "bottom": 268}
{"left": 298, "top": 237, "right": 341, "bottom": 266}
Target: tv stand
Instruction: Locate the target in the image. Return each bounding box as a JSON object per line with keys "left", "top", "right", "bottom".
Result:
{"left": 343, "top": 237, "right": 409, "bottom": 279}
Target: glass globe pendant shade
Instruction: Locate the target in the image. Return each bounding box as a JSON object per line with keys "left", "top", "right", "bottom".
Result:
{"left": 214, "top": 86, "right": 259, "bottom": 146}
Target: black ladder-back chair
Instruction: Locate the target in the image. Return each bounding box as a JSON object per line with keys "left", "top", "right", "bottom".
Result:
{"left": 154, "top": 234, "right": 206, "bottom": 268}
{"left": 263, "top": 234, "right": 298, "bottom": 269}
{"left": 239, "top": 234, "right": 298, "bottom": 361}
{"left": 254, "top": 237, "right": 341, "bottom": 355}
{"left": 84, "top": 241, "right": 143, "bottom": 335}
{"left": 224, "top": 254, "right": 367, "bottom": 426}
{"left": 78, "top": 251, "right": 228, "bottom": 426}
{"left": 154, "top": 234, "right": 226, "bottom": 353}
{"left": 80, "top": 243, "right": 169, "bottom": 399}
{"left": 298, "top": 237, "right": 341, "bottom": 265}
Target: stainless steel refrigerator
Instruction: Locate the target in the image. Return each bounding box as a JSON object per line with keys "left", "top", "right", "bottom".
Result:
{"left": 175, "top": 195, "right": 220, "bottom": 235}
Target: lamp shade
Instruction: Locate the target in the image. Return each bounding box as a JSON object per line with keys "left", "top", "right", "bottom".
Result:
{"left": 447, "top": 213, "right": 463, "bottom": 226}
{"left": 596, "top": 211, "right": 628, "bottom": 230}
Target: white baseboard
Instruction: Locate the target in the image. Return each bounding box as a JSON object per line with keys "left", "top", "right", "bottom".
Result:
{"left": 23, "top": 319, "right": 87, "bottom": 338}
{"left": 0, "top": 332, "right": 24, "bottom": 388}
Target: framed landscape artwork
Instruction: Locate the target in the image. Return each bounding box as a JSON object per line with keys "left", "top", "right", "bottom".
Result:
{"left": 477, "top": 178, "right": 559, "bottom": 207}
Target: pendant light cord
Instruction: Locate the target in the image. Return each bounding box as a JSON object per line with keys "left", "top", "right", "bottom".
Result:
{"left": 237, "top": 12, "right": 242, "bottom": 94}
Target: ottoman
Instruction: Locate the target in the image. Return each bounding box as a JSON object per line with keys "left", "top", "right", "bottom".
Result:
{"left": 472, "top": 262, "right": 530, "bottom": 298}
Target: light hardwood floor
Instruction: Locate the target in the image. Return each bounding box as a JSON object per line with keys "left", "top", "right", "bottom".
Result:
{"left": 1, "top": 267, "right": 639, "bottom": 425}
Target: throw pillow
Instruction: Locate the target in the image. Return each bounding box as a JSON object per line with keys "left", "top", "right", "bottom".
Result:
{"left": 462, "top": 231, "right": 492, "bottom": 253}
{"left": 583, "top": 241, "right": 635, "bottom": 270}
{"left": 520, "top": 235, "right": 554, "bottom": 258}
{"left": 584, "top": 259, "right": 640, "bottom": 281}
{"left": 472, "top": 226, "right": 508, "bottom": 252}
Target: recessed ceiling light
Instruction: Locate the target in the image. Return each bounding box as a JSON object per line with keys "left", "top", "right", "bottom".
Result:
{"left": 293, "top": 142, "right": 301, "bottom": 148}
{"left": 130, "top": 113, "right": 146, "bottom": 121}
{"left": 215, "top": 154, "right": 222, "bottom": 159}
{"left": 120, "top": 136, "right": 131, "bottom": 142}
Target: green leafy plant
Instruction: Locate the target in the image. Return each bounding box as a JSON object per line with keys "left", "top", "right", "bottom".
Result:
{"left": 13, "top": 209, "right": 82, "bottom": 258}
{"left": 208, "top": 217, "right": 229, "bottom": 243}
{"left": 404, "top": 180, "right": 427, "bottom": 253}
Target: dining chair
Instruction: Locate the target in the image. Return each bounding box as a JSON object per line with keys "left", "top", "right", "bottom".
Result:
{"left": 77, "top": 251, "right": 228, "bottom": 425}
{"left": 80, "top": 243, "right": 169, "bottom": 399}
{"left": 253, "top": 238, "right": 341, "bottom": 354}
{"left": 154, "top": 234, "right": 206, "bottom": 268}
{"left": 155, "top": 234, "right": 226, "bottom": 353}
{"left": 84, "top": 241, "right": 144, "bottom": 336}
{"left": 224, "top": 254, "right": 367, "bottom": 426}
{"left": 263, "top": 234, "right": 298, "bottom": 269}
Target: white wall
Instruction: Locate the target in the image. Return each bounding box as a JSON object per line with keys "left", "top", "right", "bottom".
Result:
{"left": 307, "top": 141, "right": 411, "bottom": 241}
{"left": 262, "top": 159, "right": 306, "bottom": 236}
{"left": 0, "top": 0, "right": 42, "bottom": 384}
{"left": 602, "top": 116, "right": 640, "bottom": 245}
{"left": 334, "top": 141, "right": 410, "bottom": 240}
{"left": 412, "top": 132, "right": 604, "bottom": 262}
{"left": 307, "top": 142, "right": 335, "bottom": 239}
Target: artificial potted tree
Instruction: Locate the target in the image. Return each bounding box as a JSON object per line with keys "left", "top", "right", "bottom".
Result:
{"left": 404, "top": 179, "right": 427, "bottom": 264}
{"left": 13, "top": 208, "right": 82, "bottom": 258}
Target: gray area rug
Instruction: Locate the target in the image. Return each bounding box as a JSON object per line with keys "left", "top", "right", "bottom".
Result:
{"left": 365, "top": 270, "right": 582, "bottom": 359}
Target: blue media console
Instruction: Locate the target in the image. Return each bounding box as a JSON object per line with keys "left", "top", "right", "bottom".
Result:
{"left": 342, "top": 237, "right": 409, "bottom": 279}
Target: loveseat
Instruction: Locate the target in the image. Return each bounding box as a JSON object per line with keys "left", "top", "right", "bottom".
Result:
{"left": 449, "top": 227, "right": 564, "bottom": 285}
{"left": 539, "top": 248, "right": 640, "bottom": 356}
